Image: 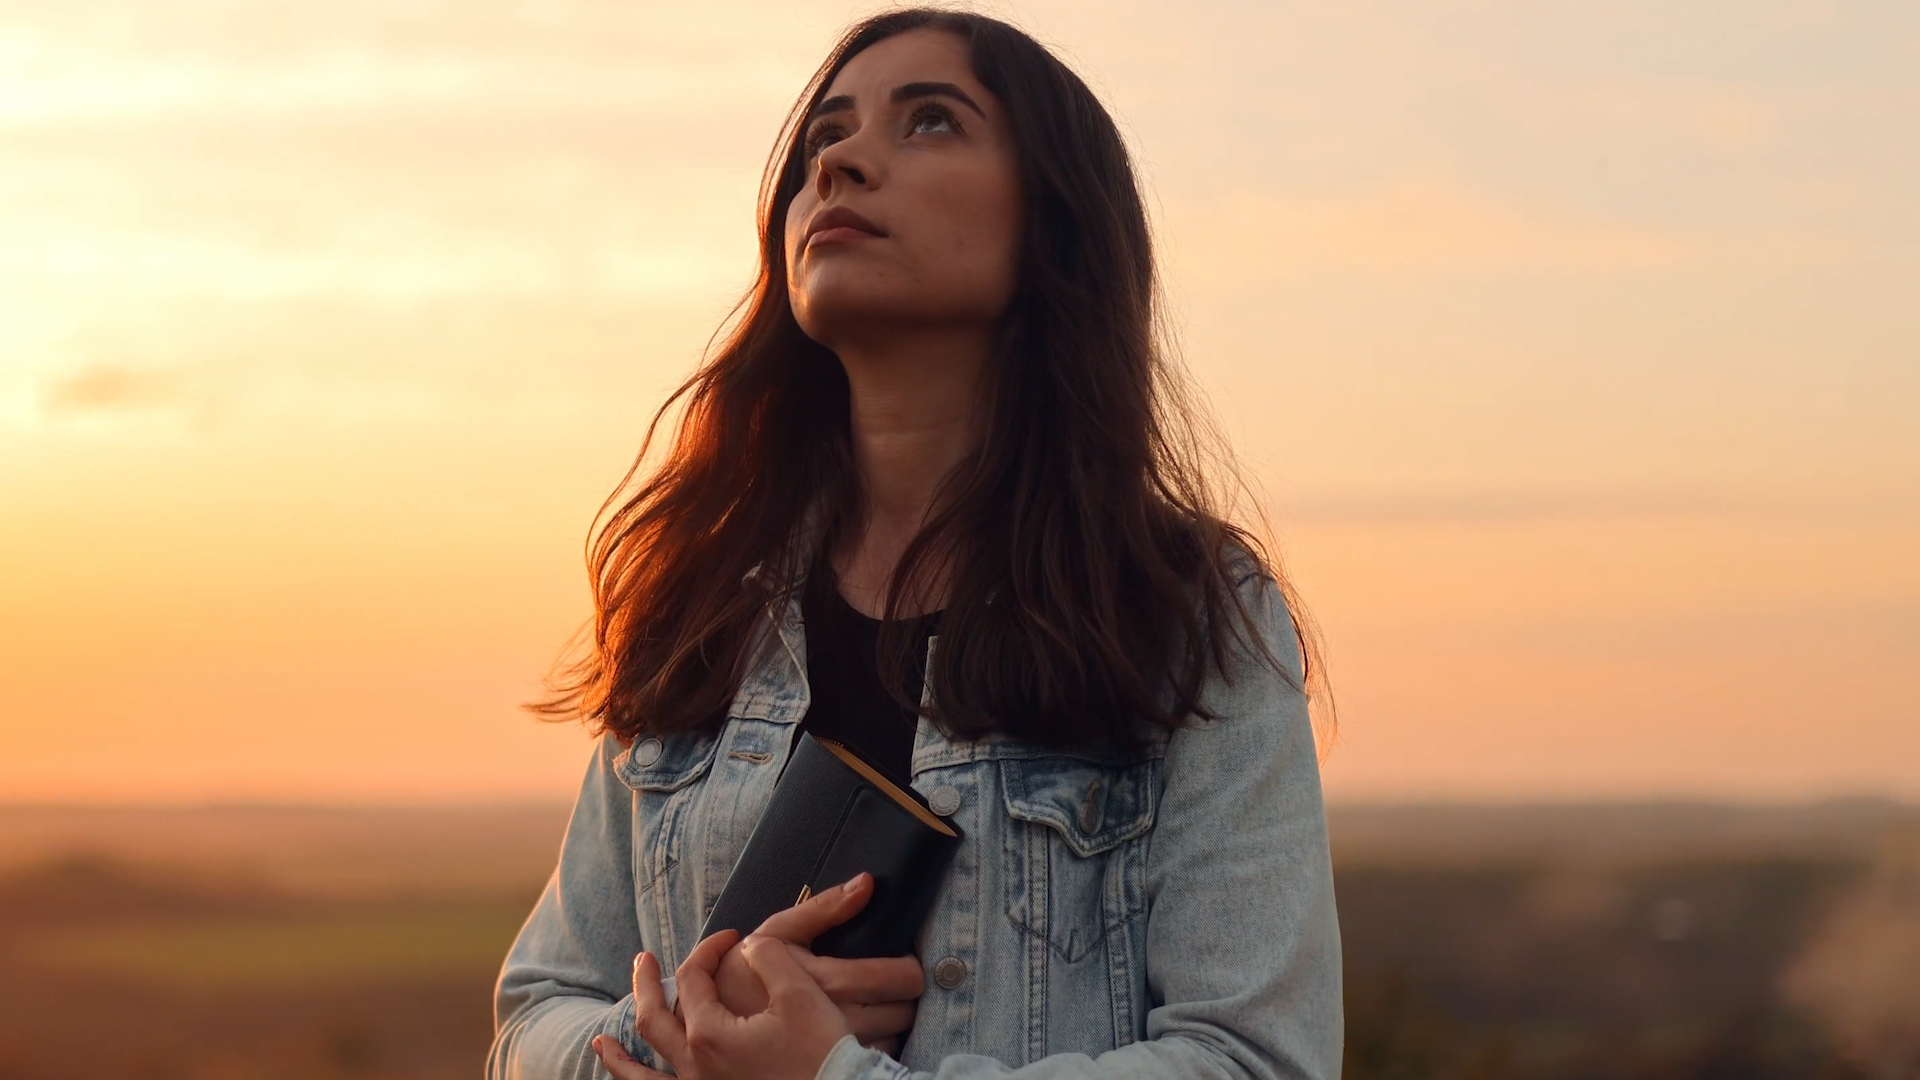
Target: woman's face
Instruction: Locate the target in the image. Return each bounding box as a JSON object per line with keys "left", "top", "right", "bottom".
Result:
{"left": 783, "top": 29, "right": 1022, "bottom": 348}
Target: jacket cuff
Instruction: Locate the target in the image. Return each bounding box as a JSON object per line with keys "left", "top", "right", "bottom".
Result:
{"left": 610, "top": 996, "right": 665, "bottom": 1072}
{"left": 813, "top": 1034, "right": 908, "bottom": 1080}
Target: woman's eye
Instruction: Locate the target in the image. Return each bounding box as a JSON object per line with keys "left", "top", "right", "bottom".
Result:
{"left": 804, "top": 104, "right": 959, "bottom": 160}
{"left": 803, "top": 124, "right": 844, "bottom": 159}
{"left": 908, "top": 104, "right": 960, "bottom": 136}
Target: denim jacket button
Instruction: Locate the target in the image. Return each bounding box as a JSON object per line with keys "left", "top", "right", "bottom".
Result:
{"left": 633, "top": 738, "right": 663, "bottom": 768}
{"left": 932, "top": 956, "right": 968, "bottom": 989}
{"left": 928, "top": 785, "right": 962, "bottom": 817}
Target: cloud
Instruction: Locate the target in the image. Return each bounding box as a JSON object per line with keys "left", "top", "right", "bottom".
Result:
{"left": 39, "top": 364, "right": 189, "bottom": 415}
{"left": 1278, "top": 490, "right": 1729, "bottom": 526}
{"left": 1273, "top": 488, "right": 1919, "bottom": 526}
{"left": 0, "top": 1, "right": 814, "bottom": 125}
{"left": 1167, "top": 174, "right": 1695, "bottom": 283}
{"left": 1554, "top": 83, "right": 1778, "bottom": 154}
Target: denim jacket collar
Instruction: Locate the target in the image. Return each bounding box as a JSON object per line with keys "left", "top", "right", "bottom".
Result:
{"left": 729, "top": 497, "right": 989, "bottom": 774}
{"left": 730, "top": 499, "right": 1146, "bottom": 775}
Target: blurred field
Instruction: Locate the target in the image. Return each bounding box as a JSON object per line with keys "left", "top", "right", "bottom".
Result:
{"left": 0, "top": 805, "right": 567, "bottom": 1080}
{"left": 1333, "top": 802, "right": 1920, "bottom": 1080}
{"left": 1, "top": 800, "right": 1915, "bottom": 1080}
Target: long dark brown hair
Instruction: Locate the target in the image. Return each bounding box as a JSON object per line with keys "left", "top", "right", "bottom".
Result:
{"left": 534, "top": 8, "right": 1324, "bottom": 757}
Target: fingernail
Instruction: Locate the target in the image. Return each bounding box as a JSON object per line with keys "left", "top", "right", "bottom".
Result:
{"left": 842, "top": 871, "right": 868, "bottom": 894}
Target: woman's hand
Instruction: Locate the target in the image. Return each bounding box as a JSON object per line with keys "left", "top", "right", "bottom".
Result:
{"left": 594, "top": 929, "right": 851, "bottom": 1080}
{"left": 713, "top": 872, "right": 923, "bottom": 1055}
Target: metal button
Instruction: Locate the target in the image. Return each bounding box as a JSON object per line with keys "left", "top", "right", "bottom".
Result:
{"left": 633, "top": 738, "right": 663, "bottom": 767}
{"left": 928, "top": 785, "right": 962, "bottom": 817}
{"left": 1078, "top": 779, "right": 1103, "bottom": 833}
{"left": 932, "top": 955, "right": 968, "bottom": 989}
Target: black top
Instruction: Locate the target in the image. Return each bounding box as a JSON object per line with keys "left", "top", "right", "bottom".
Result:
{"left": 792, "top": 569, "right": 940, "bottom": 792}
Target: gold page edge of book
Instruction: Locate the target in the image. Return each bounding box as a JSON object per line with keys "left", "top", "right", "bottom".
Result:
{"left": 813, "top": 737, "right": 959, "bottom": 837}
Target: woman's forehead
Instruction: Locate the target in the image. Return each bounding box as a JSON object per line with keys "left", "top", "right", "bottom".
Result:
{"left": 823, "top": 29, "right": 982, "bottom": 104}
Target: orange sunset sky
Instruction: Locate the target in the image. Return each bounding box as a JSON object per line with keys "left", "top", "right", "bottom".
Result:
{"left": 2, "top": 0, "right": 1916, "bottom": 805}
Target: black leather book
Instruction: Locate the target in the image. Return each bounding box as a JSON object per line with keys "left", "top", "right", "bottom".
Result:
{"left": 699, "top": 732, "right": 964, "bottom": 958}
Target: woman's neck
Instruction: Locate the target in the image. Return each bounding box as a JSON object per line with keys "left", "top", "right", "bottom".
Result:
{"left": 829, "top": 328, "right": 991, "bottom": 618}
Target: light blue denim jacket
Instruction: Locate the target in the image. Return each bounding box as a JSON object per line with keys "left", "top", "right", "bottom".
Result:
{"left": 488, "top": 555, "right": 1343, "bottom": 1080}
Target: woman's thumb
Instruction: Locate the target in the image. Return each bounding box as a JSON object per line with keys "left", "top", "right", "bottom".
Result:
{"left": 753, "top": 872, "right": 872, "bottom": 947}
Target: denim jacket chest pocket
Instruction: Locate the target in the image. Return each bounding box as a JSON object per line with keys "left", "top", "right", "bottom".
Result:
{"left": 615, "top": 730, "right": 723, "bottom": 898}
{"left": 998, "top": 754, "right": 1162, "bottom": 964}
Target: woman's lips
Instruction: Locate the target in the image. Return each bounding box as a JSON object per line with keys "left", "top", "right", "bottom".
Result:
{"left": 803, "top": 206, "right": 887, "bottom": 251}
{"left": 807, "top": 225, "right": 884, "bottom": 248}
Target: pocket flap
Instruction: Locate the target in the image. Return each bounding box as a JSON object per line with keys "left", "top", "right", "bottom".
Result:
{"left": 999, "top": 756, "right": 1159, "bottom": 857}
{"left": 615, "top": 731, "right": 721, "bottom": 792}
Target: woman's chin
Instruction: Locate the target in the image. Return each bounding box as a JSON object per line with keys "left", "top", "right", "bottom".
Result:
{"left": 794, "top": 291, "right": 915, "bottom": 338}
{"left": 793, "top": 287, "right": 1007, "bottom": 344}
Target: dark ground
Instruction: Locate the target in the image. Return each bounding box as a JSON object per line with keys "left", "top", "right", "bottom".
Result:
{"left": 0, "top": 800, "right": 1914, "bottom": 1080}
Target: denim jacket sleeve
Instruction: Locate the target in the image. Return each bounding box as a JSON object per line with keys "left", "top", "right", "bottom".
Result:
{"left": 487, "top": 733, "right": 665, "bottom": 1080}
{"left": 813, "top": 574, "right": 1344, "bottom": 1080}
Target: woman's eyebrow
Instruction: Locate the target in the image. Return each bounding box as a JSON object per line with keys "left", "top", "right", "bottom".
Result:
{"left": 808, "top": 81, "right": 988, "bottom": 124}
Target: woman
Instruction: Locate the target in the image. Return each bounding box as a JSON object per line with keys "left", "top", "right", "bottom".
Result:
{"left": 487, "top": 9, "right": 1342, "bottom": 1080}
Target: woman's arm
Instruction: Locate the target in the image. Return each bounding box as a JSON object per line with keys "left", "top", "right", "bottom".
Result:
{"left": 817, "top": 573, "right": 1344, "bottom": 1080}
{"left": 488, "top": 733, "right": 668, "bottom": 1080}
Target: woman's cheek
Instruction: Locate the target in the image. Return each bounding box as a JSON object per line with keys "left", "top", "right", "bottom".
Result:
{"left": 945, "top": 224, "right": 1021, "bottom": 317}
{"left": 953, "top": 188, "right": 1022, "bottom": 306}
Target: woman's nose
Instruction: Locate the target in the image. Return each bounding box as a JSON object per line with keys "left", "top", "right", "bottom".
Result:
{"left": 813, "top": 138, "right": 875, "bottom": 199}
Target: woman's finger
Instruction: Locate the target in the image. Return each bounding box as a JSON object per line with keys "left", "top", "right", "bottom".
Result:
{"left": 592, "top": 1034, "right": 673, "bottom": 1080}
{"left": 630, "top": 951, "right": 689, "bottom": 1067}
{"left": 794, "top": 949, "right": 925, "bottom": 1004}
{"left": 752, "top": 871, "right": 873, "bottom": 947}
{"left": 738, "top": 932, "right": 838, "bottom": 1016}
{"left": 674, "top": 927, "right": 745, "bottom": 1027}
